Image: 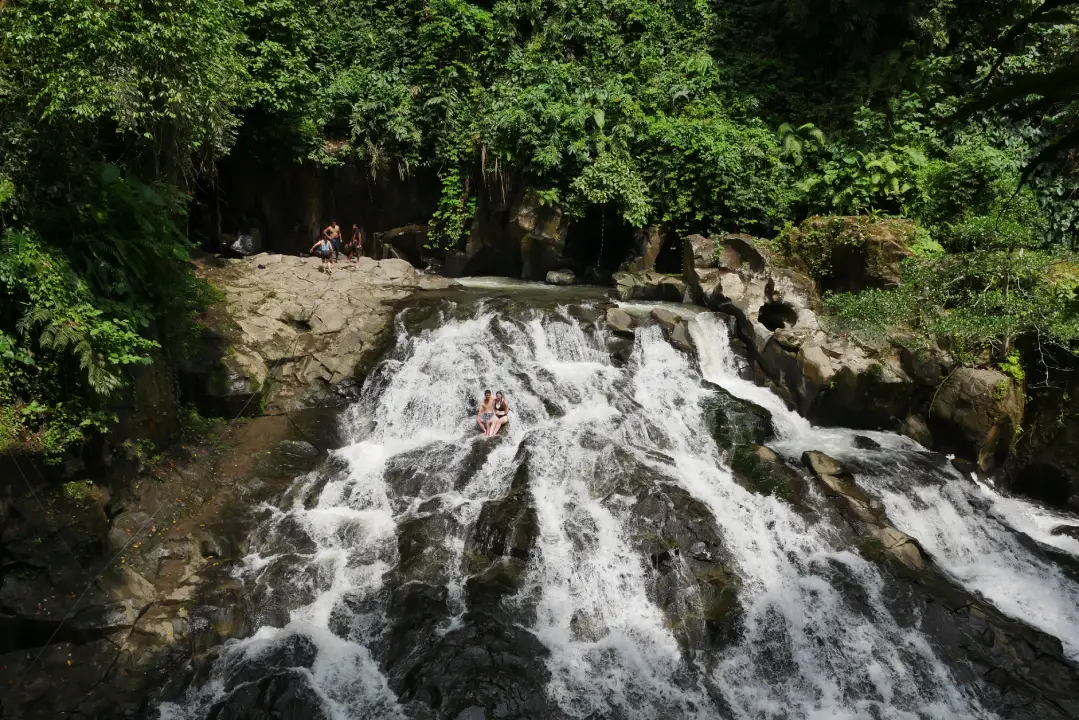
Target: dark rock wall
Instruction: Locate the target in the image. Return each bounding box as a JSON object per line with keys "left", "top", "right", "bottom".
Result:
{"left": 1009, "top": 359, "right": 1079, "bottom": 511}
{"left": 192, "top": 152, "right": 441, "bottom": 256}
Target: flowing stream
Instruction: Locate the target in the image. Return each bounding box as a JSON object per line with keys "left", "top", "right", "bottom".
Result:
{"left": 157, "top": 285, "right": 1079, "bottom": 720}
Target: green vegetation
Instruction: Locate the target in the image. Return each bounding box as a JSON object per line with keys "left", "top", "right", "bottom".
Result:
{"left": 1, "top": 0, "right": 1078, "bottom": 455}
{"left": 826, "top": 251, "right": 1079, "bottom": 363}
{"left": 62, "top": 479, "right": 107, "bottom": 505}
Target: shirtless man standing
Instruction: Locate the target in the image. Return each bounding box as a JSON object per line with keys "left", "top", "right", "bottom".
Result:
{"left": 324, "top": 220, "right": 342, "bottom": 263}
{"left": 476, "top": 390, "right": 495, "bottom": 435}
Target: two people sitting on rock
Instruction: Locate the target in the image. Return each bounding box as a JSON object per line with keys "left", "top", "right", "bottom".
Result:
{"left": 476, "top": 390, "right": 510, "bottom": 437}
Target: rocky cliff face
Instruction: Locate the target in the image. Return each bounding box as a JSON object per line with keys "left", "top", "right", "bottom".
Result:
{"left": 680, "top": 230, "right": 1043, "bottom": 495}
{"left": 454, "top": 188, "right": 572, "bottom": 280}
{"left": 183, "top": 254, "right": 455, "bottom": 415}
{"left": 0, "top": 253, "right": 457, "bottom": 719}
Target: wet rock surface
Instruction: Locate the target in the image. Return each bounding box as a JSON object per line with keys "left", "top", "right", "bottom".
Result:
{"left": 10, "top": 283, "right": 1079, "bottom": 720}
{"left": 678, "top": 229, "right": 1041, "bottom": 482}
{"left": 0, "top": 409, "right": 341, "bottom": 720}
{"left": 612, "top": 270, "right": 686, "bottom": 302}
{"left": 931, "top": 367, "right": 1024, "bottom": 470}
{"left": 802, "top": 451, "right": 927, "bottom": 571}
{"left": 184, "top": 253, "right": 455, "bottom": 414}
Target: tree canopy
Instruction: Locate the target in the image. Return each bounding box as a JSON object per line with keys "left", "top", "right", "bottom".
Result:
{"left": 1, "top": 0, "right": 1078, "bottom": 453}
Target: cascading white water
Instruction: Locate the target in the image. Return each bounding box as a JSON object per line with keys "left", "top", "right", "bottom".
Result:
{"left": 623, "top": 325, "right": 982, "bottom": 720}
{"left": 690, "top": 311, "right": 1079, "bottom": 663}
{"left": 159, "top": 294, "right": 1079, "bottom": 720}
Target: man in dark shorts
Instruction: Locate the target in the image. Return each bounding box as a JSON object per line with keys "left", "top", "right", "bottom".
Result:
{"left": 348, "top": 224, "right": 363, "bottom": 262}
{"left": 324, "top": 220, "right": 341, "bottom": 263}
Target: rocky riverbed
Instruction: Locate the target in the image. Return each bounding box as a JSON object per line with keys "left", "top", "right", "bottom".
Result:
{"left": 0, "top": 254, "right": 456, "bottom": 719}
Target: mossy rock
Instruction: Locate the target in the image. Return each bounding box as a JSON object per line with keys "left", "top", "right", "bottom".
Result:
{"left": 778, "top": 215, "right": 918, "bottom": 294}
{"left": 730, "top": 444, "right": 798, "bottom": 503}
{"left": 694, "top": 566, "right": 744, "bottom": 645}
{"left": 700, "top": 383, "right": 774, "bottom": 452}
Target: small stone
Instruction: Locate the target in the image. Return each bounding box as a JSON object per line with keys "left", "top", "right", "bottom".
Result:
{"left": 1050, "top": 525, "right": 1079, "bottom": 541}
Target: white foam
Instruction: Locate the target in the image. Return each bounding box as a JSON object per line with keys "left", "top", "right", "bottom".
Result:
{"left": 627, "top": 326, "right": 983, "bottom": 718}
{"left": 690, "top": 310, "right": 1079, "bottom": 663}
{"left": 161, "top": 301, "right": 1079, "bottom": 719}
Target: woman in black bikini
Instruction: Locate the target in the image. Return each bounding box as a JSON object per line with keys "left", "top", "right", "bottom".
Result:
{"left": 487, "top": 391, "right": 510, "bottom": 437}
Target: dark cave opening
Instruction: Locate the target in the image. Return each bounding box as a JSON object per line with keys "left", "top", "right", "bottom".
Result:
{"left": 563, "top": 206, "right": 637, "bottom": 280}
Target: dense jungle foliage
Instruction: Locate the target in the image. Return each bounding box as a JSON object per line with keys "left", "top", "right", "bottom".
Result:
{"left": 1, "top": 0, "right": 1078, "bottom": 453}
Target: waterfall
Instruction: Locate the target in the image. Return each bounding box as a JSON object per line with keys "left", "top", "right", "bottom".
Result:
{"left": 157, "top": 295, "right": 1079, "bottom": 720}
{"left": 691, "top": 312, "right": 1079, "bottom": 662}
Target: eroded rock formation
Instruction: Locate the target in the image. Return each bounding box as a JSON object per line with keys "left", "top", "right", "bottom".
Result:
{"left": 183, "top": 254, "right": 455, "bottom": 414}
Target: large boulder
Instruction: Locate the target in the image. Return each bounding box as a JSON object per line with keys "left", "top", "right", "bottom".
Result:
{"left": 684, "top": 234, "right": 716, "bottom": 271}
{"left": 778, "top": 216, "right": 917, "bottom": 293}
{"left": 185, "top": 254, "right": 455, "bottom": 414}
{"left": 622, "top": 224, "right": 670, "bottom": 272}
{"left": 680, "top": 230, "right": 941, "bottom": 434}
{"left": 1007, "top": 364, "right": 1079, "bottom": 509}
{"left": 613, "top": 270, "right": 687, "bottom": 302}
{"left": 930, "top": 367, "right": 1024, "bottom": 472}
{"left": 605, "top": 307, "right": 635, "bottom": 338}
{"left": 373, "top": 223, "right": 432, "bottom": 265}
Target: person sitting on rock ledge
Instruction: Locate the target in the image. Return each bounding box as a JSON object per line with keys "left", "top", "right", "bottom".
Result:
{"left": 476, "top": 390, "right": 495, "bottom": 436}
{"left": 310, "top": 235, "right": 333, "bottom": 274}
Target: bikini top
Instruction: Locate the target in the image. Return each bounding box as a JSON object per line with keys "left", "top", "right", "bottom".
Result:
{"left": 494, "top": 399, "right": 507, "bottom": 416}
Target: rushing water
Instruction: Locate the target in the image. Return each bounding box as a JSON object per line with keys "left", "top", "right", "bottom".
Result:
{"left": 158, "top": 287, "right": 1079, "bottom": 720}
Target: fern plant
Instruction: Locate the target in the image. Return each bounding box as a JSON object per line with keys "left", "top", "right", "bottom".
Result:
{"left": 778, "top": 122, "right": 826, "bottom": 167}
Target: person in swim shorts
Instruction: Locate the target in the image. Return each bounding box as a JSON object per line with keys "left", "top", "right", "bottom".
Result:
{"left": 476, "top": 390, "right": 495, "bottom": 435}
{"left": 323, "top": 220, "right": 341, "bottom": 263}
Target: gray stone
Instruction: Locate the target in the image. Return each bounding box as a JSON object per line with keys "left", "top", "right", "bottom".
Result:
{"left": 900, "top": 414, "right": 934, "bottom": 448}
{"left": 613, "top": 271, "right": 686, "bottom": 302}
{"left": 650, "top": 308, "right": 681, "bottom": 330}
{"left": 900, "top": 345, "right": 944, "bottom": 387}
{"left": 798, "top": 345, "right": 834, "bottom": 387}
{"left": 1051, "top": 525, "right": 1079, "bottom": 541}
{"left": 606, "top": 308, "right": 635, "bottom": 338}
{"left": 545, "top": 269, "right": 577, "bottom": 286}
{"left": 188, "top": 253, "right": 456, "bottom": 414}
{"left": 623, "top": 225, "right": 669, "bottom": 272}
{"left": 802, "top": 451, "right": 926, "bottom": 571}
{"left": 669, "top": 323, "right": 695, "bottom": 354}
{"left": 930, "top": 368, "right": 1023, "bottom": 471}
{"left": 684, "top": 234, "right": 717, "bottom": 269}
